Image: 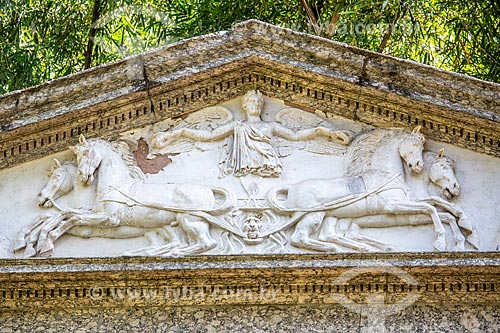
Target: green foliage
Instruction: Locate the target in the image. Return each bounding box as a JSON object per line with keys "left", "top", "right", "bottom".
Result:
{"left": 0, "top": 0, "right": 498, "bottom": 94}
{"left": 0, "top": 0, "right": 90, "bottom": 93}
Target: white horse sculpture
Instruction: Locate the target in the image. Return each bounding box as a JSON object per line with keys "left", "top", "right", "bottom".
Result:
{"left": 16, "top": 135, "right": 236, "bottom": 257}
{"left": 266, "top": 126, "right": 449, "bottom": 252}
{"left": 405, "top": 149, "right": 478, "bottom": 248}
{"left": 15, "top": 159, "right": 181, "bottom": 257}
{"left": 318, "top": 149, "right": 478, "bottom": 251}
{"left": 37, "top": 159, "right": 78, "bottom": 209}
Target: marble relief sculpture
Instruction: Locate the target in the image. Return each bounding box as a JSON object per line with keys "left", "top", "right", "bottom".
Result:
{"left": 320, "top": 149, "right": 478, "bottom": 252}
{"left": 16, "top": 136, "right": 237, "bottom": 257}
{"left": 13, "top": 90, "right": 478, "bottom": 257}
{"left": 267, "top": 127, "right": 450, "bottom": 252}
{"left": 151, "top": 90, "right": 352, "bottom": 178}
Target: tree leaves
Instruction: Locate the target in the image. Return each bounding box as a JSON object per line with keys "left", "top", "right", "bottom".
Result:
{"left": 0, "top": 0, "right": 498, "bottom": 94}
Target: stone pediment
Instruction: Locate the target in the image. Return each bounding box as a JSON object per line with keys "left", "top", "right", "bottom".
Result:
{"left": 2, "top": 21, "right": 500, "bottom": 330}
{"left": 1, "top": 20, "right": 500, "bottom": 260}
{"left": 0, "top": 21, "right": 500, "bottom": 256}
{"left": 0, "top": 88, "right": 498, "bottom": 258}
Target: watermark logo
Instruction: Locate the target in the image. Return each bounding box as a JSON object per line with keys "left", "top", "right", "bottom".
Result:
{"left": 88, "top": 285, "right": 278, "bottom": 302}
{"left": 274, "top": 20, "right": 419, "bottom": 38}
{"left": 331, "top": 264, "right": 421, "bottom": 333}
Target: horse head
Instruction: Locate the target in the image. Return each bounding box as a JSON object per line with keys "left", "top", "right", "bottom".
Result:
{"left": 70, "top": 134, "right": 102, "bottom": 185}
{"left": 429, "top": 148, "right": 459, "bottom": 199}
{"left": 38, "top": 159, "right": 75, "bottom": 208}
{"left": 398, "top": 125, "right": 426, "bottom": 174}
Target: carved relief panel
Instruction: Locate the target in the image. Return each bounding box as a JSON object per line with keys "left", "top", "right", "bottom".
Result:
{"left": 1, "top": 91, "right": 498, "bottom": 258}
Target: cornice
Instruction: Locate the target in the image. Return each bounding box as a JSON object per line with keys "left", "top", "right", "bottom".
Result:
{"left": 0, "top": 253, "right": 499, "bottom": 311}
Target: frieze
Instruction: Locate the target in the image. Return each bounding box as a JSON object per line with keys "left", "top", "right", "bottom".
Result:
{"left": 5, "top": 90, "right": 486, "bottom": 258}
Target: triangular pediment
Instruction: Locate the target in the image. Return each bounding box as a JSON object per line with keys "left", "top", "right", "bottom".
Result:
{"left": 3, "top": 19, "right": 500, "bottom": 330}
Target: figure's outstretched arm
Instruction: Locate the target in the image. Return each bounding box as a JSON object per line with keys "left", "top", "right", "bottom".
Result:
{"left": 271, "top": 123, "right": 352, "bottom": 145}
{"left": 152, "top": 122, "right": 234, "bottom": 148}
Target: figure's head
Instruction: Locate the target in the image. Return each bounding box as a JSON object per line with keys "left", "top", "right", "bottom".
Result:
{"left": 429, "top": 148, "right": 460, "bottom": 199}
{"left": 243, "top": 214, "right": 263, "bottom": 240}
{"left": 70, "top": 134, "right": 102, "bottom": 185}
{"left": 37, "top": 159, "right": 75, "bottom": 208}
{"left": 399, "top": 126, "right": 426, "bottom": 174}
{"left": 242, "top": 90, "right": 264, "bottom": 117}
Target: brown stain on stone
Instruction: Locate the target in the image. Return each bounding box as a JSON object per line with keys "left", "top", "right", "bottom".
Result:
{"left": 133, "top": 138, "right": 172, "bottom": 174}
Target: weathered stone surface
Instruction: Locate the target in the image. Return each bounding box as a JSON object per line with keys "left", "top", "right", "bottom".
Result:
{"left": 2, "top": 303, "right": 499, "bottom": 333}
{"left": 1, "top": 254, "right": 500, "bottom": 332}
{"left": 133, "top": 138, "right": 171, "bottom": 174}
{"left": 1, "top": 253, "right": 500, "bottom": 311}
{"left": 1, "top": 20, "right": 499, "bottom": 333}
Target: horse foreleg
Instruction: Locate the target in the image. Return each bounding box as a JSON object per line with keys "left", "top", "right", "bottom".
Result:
{"left": 383, "top": 201, "right": 446, "bottom": 251}
{"left": 39, "top": 212, "right": 113, "bottom": 256}
{"left": 36, "top": 213, "right": 71, "bottom": 256}
{"left": 419, "top": 196, "right": 465, "bottom": 219}
{"left": 291, "top": 212, "right": 341, "bottom": 252}
{"left": 163, "top": 213, "right": 216, "bottom": 256}
{"left": 24, "top": 221, "right": 52, "bottom": 257}
{"left": 318, "top": 217, "right": 378, "bottom": 252}
{"left": 14, "top": 213, "right": 53, "bottom": 252}
{"left": 419, "top": 196, "right": 478, "bottom": 249}
{"left": 438, "top": 213, "right": 465, "bottom": 251}
{"left": 14, "top": 214, "right": 54, "bottom": 257}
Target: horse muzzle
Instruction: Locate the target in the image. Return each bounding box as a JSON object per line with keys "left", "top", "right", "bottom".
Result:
{"left": 443, "top": 183, "right": 460, "bottom": 199}
{"left": 37, "top": 193, "right": 53, "bottom": 208}
{"left": 408, "top": 160, "right": 423, "bottom": 174}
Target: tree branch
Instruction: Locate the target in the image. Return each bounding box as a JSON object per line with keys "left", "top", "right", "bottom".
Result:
{"left": 377, "top": 7, "right": 403, "bottom": 53}
{"left": 326, "top": 0, "right": 345, "bottom": 38}
{"left": 300, "top": 0, "right": 321, "bottom": 35}
{"left": 84, "top": 0, "right": 102, "bottom": 69}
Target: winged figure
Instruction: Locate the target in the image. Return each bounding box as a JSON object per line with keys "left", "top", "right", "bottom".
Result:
{"left": 150, "top": 90, "right": 352, "bottom": 178}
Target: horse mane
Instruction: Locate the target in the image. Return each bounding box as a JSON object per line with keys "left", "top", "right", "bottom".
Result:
{"left": 48, "top": 161, "right": 77, "bottom": 176}
{"left": 424, "top": 150, "right": 455, "bottom": 169}
{"left": 344, "top": 128, "right": 406, "bottom": 177}
{"left": 91, "top": 139, "right": 146, "bottom": 180}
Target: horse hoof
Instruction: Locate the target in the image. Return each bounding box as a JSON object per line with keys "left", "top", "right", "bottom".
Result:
{"left": 361, "top": 246, "right": 377, "bottom": 253}
{"left": 39, "top": 242, "right": 55, "bottom": 256}
{"left": 23, "top": 245, "right": 36, "bottom": 258}
{"left": 13, "top": 238, "right": 27, "bottom": 251}
{"left": 452, "top": 245, "right": 465, "bottom": 252}
{"left": 39, "top": 249, "right": 53, "bottom": 258}
{"left": 466, "top": 235, "right": 480, "bottom": 250}
{"left": 325, "top": 245, "right": 342, "bottom": 253}
{"left": 433, "top": 239, "right": 446, "bottom": 252}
